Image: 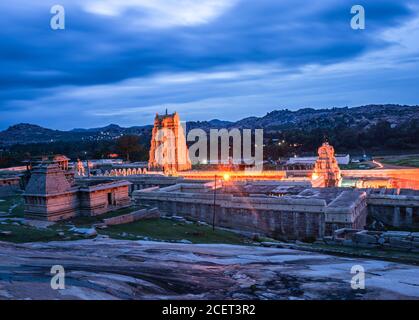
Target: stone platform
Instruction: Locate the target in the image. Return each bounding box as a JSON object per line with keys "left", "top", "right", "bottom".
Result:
{"left": 0, "top": 239, "right": 418, "bottom": 300}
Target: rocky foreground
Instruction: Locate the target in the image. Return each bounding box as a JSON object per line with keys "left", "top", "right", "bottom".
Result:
{"left": 0, "top": 238, "right": 418, "bottom": 300}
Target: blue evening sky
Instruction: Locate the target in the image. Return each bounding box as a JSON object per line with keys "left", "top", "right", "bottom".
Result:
{"left": 0, "top": 0, "right": 418, "bottom": 129}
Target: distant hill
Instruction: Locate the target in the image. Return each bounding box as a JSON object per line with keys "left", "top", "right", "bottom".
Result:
{"left": 0, "top": 104, "right": 418, "bottom": 146}
{"left": 0, "top": 123, "right": 153, "bottom": 146}
{"left": 232, "top": 104, "right": 419, "bottom": 130}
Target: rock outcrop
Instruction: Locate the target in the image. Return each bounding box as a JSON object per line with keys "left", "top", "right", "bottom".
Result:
{"left": 0, "top": 239, "right": 418, "bottom": 300}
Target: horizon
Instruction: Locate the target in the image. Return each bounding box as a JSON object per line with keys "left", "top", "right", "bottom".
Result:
{"left": 1, "top": 1, "right": 419, "bottom": 130}
{"left": 2, "top": 103, "right": 419, "bottom": 131}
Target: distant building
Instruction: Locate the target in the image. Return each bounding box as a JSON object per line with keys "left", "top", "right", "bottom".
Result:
{"left": 23, "top": 154, "right": 70, "bottom": 171}
{"left": 287, "top": 154, "right": 350, "bottom": 166}
{"left": 0, "top": 175, "right": 22, "bottom": 196}
{"left": 23, "top": 162, "right": 131, "bottom": 221}
{"left": 148, "top": 111, "right": 192, "bottom": 174}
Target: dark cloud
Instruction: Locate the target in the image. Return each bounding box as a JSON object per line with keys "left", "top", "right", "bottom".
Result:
{"left": 0, "top": 0, "right": 417, "bottom": 129}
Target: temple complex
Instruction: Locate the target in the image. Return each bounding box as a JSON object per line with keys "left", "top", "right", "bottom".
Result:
{"left": 3, "top": 113, "right": 419, "bottom": 239}
{"left": 134, "top": 181, "right": 368, "bottom": 240}
{"left": 148, "top": 111, "right": 191, "bottom": 174}
{"left": 311, "top": 142, "right": 342, "bottom": 188}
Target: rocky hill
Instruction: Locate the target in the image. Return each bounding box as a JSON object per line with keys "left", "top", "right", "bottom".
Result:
{"left": 0, "top": 104, "right": 418, "bottom": 146}
{"left": 0, "top": 123, "right": 152, "bottom": 146}
{"left": 232, "top": 104, "right": 419, "bottom": 130}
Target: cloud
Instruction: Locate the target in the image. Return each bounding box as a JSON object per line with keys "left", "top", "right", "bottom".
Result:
{"left": 0, "top": 0, "right": 418, "bottom": 130}
{"left": 82, "top": 0, "right": 239, "bottom": 27}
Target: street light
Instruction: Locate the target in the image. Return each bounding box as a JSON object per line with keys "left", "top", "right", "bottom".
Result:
{"left": 212, "top": 174, "right": 217, "bottom": 231}
{"left": 212, "top": 173, "right": 231, "bottom": 231}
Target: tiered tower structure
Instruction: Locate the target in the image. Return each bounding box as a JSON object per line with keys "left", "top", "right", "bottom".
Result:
{"left": 312, "top": 142, "right": 342, "bottom": 187}
{"left": 23, "top": 162, "right": 78, "bottom": 221}
{"left": 148, "top": 111, "right": 192, "bottom": 174}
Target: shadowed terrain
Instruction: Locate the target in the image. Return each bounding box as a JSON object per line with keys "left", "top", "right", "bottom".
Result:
{"left": 0, "top": 238, "right": 418, "bottom": 300}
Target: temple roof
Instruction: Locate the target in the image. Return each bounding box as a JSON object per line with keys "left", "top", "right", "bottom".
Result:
{"left": 155, "top": 111, "right": 177, "bottom": 120}
{"left": 24, "top": 163, "right": 73, "bottom": 196}
{"left": 22, "top": 154, "right": 70, "bottom": 165}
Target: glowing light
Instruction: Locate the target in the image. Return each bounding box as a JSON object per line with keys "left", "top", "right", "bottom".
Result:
{"left": 223, "top": 173, "right": 231, "bottom": 181}
{"left": 108, "top": 153, "right": 119, "bottom": 158}
{"left": 372, "top": 160, "right": 384, "bottom": 169}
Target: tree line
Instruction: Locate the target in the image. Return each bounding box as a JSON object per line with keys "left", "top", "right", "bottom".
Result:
{"left": 1, "top": 119, "right": 418, "bottom": 168}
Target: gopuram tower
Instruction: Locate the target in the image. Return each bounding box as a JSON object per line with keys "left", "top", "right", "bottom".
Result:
{"left": 148, "top": 111, "right": 192, "bottom": 174}
{"left": 312, "top": 142, "right": 342, "bottom": 187}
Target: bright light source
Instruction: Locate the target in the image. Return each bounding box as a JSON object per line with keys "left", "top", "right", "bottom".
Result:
{"left": 223, "top": 173, "right": 231, "bottom": 181}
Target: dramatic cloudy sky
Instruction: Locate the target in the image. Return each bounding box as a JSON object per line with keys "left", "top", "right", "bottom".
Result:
{"left": 0, "top": 0, "right": 419, "bottom": 130}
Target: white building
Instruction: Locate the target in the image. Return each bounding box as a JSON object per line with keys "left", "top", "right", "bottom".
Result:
{"left": 287, "top": 154, "right": 350, "bottom": 166}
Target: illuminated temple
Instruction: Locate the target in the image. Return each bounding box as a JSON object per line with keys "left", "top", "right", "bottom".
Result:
{"left": 312, "top": 142, "right": 342, "bottom": 188}
{"left": 148, "top": 111, "right": 192, "bottom": 174}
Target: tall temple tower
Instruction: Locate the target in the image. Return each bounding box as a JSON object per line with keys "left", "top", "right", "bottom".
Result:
{"left": 312, "top": 142, "right": 342, "bottom": 187}
{"left": 148, "top": 111, "right": 192, "bottom": 174}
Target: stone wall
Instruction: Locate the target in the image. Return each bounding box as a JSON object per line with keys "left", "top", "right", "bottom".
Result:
{"left": 102, "top": 208, "right": 160, "bottom": 226}
{"left": 324, "top": 191, "right": 368, "bottom": 234}
{"left": 79, "top": 175, "right": 207, "bottom": 195}
{"left": 134, "top": 182, "right": 370, "bottom": 240}
{"left": 342, "top": 168, "right": 419, "bottom": 191}
{"left": 79, "top": 185, "right": 131, "bottom": 217}
{"left": 134, "top": 184, "right": 367, "bottom": 240}
{"left": 0, "top": 177, "right": 22, "bottom": 196}
{"left": 24, "top": 192, "right": 79, "bottom": 221}
{"left": 367, "top": 193, "right": 419, "bottom": 229}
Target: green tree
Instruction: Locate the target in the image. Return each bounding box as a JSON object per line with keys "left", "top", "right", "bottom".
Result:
{"left": 116, "top": 135, "right": 141, "bottom": 162}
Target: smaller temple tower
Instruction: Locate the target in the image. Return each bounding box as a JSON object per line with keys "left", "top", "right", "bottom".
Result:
{"left": 148, "top": 111, "right": 192, "bottom": 174}
{"left": 312, "top": 142, "right": 342, "bottom": 187}
{"left": 23, "top": 162, "right": 78, "bottom": 221}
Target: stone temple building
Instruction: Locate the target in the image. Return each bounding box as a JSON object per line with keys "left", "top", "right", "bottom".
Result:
{"left": 23, "top": 162, "right": 131, "bottom": 221}
{"left": 312, "top": 142, "right": 342, "bottom": 188}
{"left": 148, "top": 111, "right": 192, "bottom": 174}
{"left": 134, "top": 181, "right": 368, "bottom": 240}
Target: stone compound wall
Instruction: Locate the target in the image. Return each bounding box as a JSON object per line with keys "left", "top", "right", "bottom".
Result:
{"left": 367, "top": 193, "right": 419, "bottom": 229}
{"left": 134, "top": 184, "right": 367, "bottom": 240}
{"left": 102, "top": 208, "right": 159, "bottom": 226}
{"left": 80, "top": 175, "right": 207, "bottom": 195}
{"left": 0, "top": 177, "right": 22, "bottom": 196}
{"left": 324, "top": 191, "right": 368, "bottom": 234}
{"left": 137, "top": 195, "right": 325, "bottom": 240}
